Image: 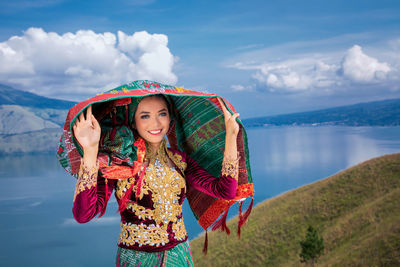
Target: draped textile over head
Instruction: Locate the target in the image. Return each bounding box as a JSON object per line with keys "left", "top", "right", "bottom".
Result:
{"left": 57, "top": 80, "right": 254, "bottom": 232}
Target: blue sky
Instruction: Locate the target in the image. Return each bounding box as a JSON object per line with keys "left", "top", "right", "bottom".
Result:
{"left": 1, "top": 0, "right": 400, "bottom": 117}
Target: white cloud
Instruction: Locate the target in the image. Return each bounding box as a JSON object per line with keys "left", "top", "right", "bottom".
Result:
{"left": 340, "top": 45, "right": 391, "bottom": 83}
{"left": 29, "top": 201, "right": 43, "bottom": 207}
{"left": 389, "top": 38, "right": 400, "bottom": 50}
{"left": 118, "top": 31, "right": 176, "bottom": 84}
{"left": 231, "top": 84, "right": 254, "bottom": 91}
{"left": 230, "top": 43, "right": 398, "bottom": 94}
{"left": 234, "top": 44, "right": 264, "bottom": 51}
{"left": 231, "top": 84, "right": 245, "bottom": 91}
{"left": 0, "top": 27, "right": 177, "bottom": 99}
{"left": 252, "top": 64, "right": 314, "bottom": 92}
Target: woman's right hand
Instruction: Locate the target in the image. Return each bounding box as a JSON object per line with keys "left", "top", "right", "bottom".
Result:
{"left": 73, "top": 105, "right": 101, "bottom": 152}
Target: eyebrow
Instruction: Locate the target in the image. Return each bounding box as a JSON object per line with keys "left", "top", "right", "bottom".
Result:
{"left": 139, "top": 108, "right": 167, "bottom": 114}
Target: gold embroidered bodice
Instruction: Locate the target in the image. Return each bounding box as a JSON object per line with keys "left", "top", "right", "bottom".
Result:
{"left": 115, "top": 140, "right": 188, "bottom": 248}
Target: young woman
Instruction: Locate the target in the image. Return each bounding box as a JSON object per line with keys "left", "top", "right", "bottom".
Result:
{"left": 71, "top": 94, "right": 241, "bottom": 266}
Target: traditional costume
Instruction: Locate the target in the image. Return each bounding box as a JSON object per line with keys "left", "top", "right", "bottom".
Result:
{"left": 57, "top": 80, "right": 254, "bottom": 266}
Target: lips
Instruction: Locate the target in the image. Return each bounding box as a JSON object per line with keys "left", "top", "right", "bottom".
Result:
{"left": 148, "top": 129, "right": 162, "bottom": 135}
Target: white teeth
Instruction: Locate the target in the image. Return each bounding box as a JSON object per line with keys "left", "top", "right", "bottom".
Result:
{"left": 149, "top": 130, "right": 162, "bottom": 134}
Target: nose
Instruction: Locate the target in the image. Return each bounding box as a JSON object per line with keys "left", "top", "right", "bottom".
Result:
{"left": 151, "top": 116, "right": 162, "bottom": 128}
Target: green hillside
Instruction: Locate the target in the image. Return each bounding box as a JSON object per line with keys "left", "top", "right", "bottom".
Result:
{"left": 190, "top": 153, "right": 400, "bottom": 266}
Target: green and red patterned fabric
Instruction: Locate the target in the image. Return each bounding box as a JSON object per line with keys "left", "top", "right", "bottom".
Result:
{"left": 57, "top": 80, "right": 254, "bottom": 233}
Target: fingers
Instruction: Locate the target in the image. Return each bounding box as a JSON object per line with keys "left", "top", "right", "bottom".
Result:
{"left": 76, "top": 105, "right": 93, "bottom": 124}
{"left": 228, "top": 113, "right": 240, "bottom": 127}
{"left": 87, "top": 105, "right": 92, "bottom": 118}
{"left": 91, "top": 114, "right": 100, "bottom": 130}
{"left": 76, "top": 112, "right": 82, "bottom": 123}
{"left": 217, "top": 97, "right": 230, "bottom": 118}
{"left": 73, "top": 116, "right": 80, "bottom": 129}
{"left": 231, "top": 113, "right": 240, "bottom": 121}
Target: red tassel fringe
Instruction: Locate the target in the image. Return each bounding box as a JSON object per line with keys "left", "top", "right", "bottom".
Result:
{"left": 118, "top": 183, "right": 134, "bottom": 213}
{"left": 211, "top": 208, "right": 230, "bottom": 235}
{"left": 201, "top": 197, "right": 253, "bottom": 255}
{"left": 117, "top": 161, "right": 147, "bottom": 213}
{"left": 237, "top": 197, "right": 254, "bottom": 237}
{"left": 202, "top": 230, "right": 208, "bottom": 255}
{"left": 237, "top": 201, "right": 243, "bottom": 238}
{"left": 135, "top": 162, "right": 147, "bottom": 199}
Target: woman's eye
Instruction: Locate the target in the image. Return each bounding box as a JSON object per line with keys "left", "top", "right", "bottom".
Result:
{"left": 140, "top": 115, "right": 149, "bottom": 119}
{"left": 160, "top": 112, "right": 167, "bottom": 117}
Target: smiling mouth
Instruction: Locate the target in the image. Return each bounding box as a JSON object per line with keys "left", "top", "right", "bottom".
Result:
{"left": 148, "top": 129, "right": 162, "bottom": 135}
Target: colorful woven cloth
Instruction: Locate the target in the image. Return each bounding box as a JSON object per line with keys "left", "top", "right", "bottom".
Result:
{"left": 116, "top": 240, "right": 194, "bottom": 267}
{"left": 57, "top": 80, "right": 254, "bottom": 234}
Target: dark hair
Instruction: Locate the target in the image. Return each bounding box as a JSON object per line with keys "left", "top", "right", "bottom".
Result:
{"left": 149, "top": 94, "right": 173, "bottom": 119}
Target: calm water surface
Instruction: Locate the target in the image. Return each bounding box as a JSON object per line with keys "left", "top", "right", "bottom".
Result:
{"left": 1, "top": 126, "right": 399, "bottom": 266}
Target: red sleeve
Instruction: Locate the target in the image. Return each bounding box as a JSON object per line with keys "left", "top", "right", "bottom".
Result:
{"left": 72, "top": 168, "right": 116, "bottom": 223}
{"left": 183, "top": 154, "right": 238, "bottom": 200}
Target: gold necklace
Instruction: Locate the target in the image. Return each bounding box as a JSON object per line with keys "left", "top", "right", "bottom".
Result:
{"left": 144, "top": 139, "right": 170, "bottom": 166}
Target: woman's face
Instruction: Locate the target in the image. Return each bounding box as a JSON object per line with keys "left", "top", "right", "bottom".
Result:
{"left": 134, "top": 96, "right": 170, "bottom": 150}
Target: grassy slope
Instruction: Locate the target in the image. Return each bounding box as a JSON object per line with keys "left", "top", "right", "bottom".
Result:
{"left": 190, "top": 153, "right": 400, "bottom": 266}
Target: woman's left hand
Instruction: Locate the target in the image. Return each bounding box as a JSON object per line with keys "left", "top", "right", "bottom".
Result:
{"left": 218, "top": 98, "right": 240, "bottom": 137}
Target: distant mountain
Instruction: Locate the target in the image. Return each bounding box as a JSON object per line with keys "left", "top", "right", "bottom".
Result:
{"left": 0, "top": 84, "right": 77, "bottom": 154}
{"left": 0, "top": 83, "right": 76, "bottom": 110}
{"left": 0, "top": 128, "right": 62, "bottom": 155}
{"left": 243, "top": 98, "right": 400, "bottom": 127}
{"left": 0, "top": 105, "right": 60, "bottom": 134}
{"left": 1, "top": 84, "right": 399, "bottom": 154}
{"left": 0, "top": 84, "right": 76, "bottom": 134}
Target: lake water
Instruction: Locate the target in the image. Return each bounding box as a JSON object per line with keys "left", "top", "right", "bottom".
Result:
{"left": 1, "top": 126, "right": 399, "bottom": 266}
